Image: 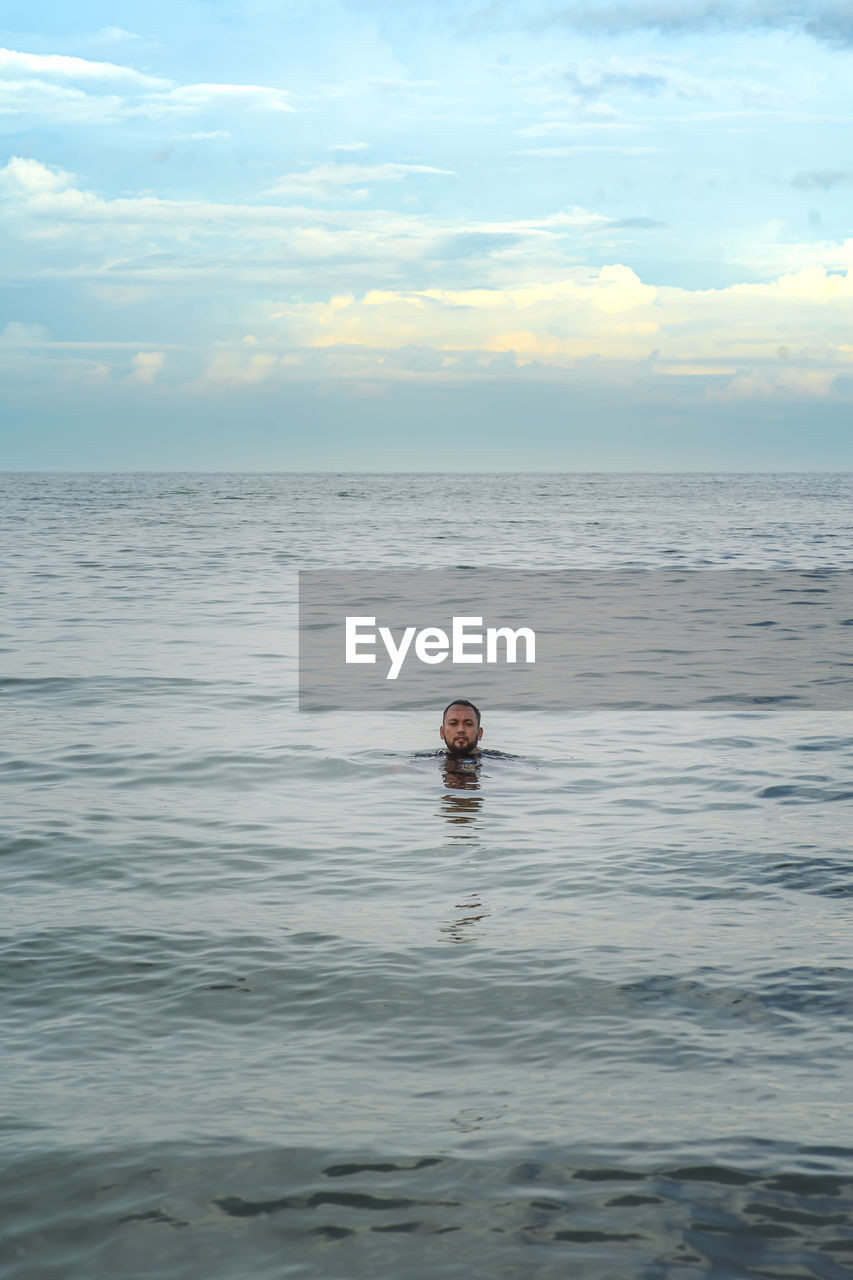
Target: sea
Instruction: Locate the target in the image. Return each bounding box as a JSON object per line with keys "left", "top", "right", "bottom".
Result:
{"left": 2, "top": 471, "right": 852, "bottom": 1280}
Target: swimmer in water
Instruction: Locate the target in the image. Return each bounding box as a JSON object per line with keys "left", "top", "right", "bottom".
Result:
{"left": 440, "top": 699, "right": 483, "bottom": 758}
{"left": 440, "top": 699, "right": 482, "bottom": 791}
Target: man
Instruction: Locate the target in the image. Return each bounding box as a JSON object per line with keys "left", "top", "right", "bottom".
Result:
{"left": 440, "top": 699, "right": 483, "bottom": 757}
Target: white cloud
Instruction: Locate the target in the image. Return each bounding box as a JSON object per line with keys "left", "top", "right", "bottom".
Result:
{"left": 203, "top": 348, "right": 280, "bottom": 385}
{"left": 711, "top": 365, "right": 838, "bottom": 400}
{"left": 517, "top": 144, "right": 659, "bottom": 155}
{"left": 364, "top": 77, "right": 438, "bottom": 93}
{"left": 130, "top": 350, "right": 165, "bottom": 382}
{"left": 0, "top": 48, "right": 294, "bottom": 123}
{"left": 1, "top": 320, "right": 51, "bottom": 343}
{"left": 0, "top": 156, "right": 690, "bottom": 301}
{"left": 729, "top": 266, "right": 853, "bottom": 303}
{"left": 88, "top": 284, "right": 150, "bottom": 306}
{"left": 267, "top": 261, "right": 853, "bottom": 400}
{"left": 0, "top": 47, "right": 166, "bottom": 87}
{"left": 514, "top": 119, "right": 639, "bottom": 137}
{"left": 1, "top": 156, "right": 76, "bottom": 195}
{"left": 138, "top": 83, "right": 294, "bottom": 117}
{"left": 94, "top": 27, "right": 142, "bottom": 44}
{"left": 0, "top": 78, "right": 127, "bottom": 122}
{"left": 269, "top": 161, "right": 453, "bottom": 200}
{"left": 180, "top": 130, "right": 232, "bottom": 141}
{"left": 280, "top": 267, "right": 660, "bottom": 357}
{"left": 3, "top": 155, "right": 853, "bottom": 402}
{"left": 329, "top": 141, "right": 368, "bottom": 152}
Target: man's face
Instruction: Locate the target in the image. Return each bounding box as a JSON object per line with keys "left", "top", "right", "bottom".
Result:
{"left": 440, "top": 704, "right": 483, "bottom": 755}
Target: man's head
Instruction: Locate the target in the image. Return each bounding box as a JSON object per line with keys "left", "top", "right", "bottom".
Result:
{"left": 440, "top": 699, "right": 483, "bottom": 756}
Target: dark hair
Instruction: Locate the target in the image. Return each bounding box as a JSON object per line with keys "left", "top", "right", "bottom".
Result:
{"left": 442, "top": 698, "right": 481, "bottom": 725}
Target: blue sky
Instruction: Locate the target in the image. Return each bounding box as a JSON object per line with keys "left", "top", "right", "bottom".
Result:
{"left": 2, "top": 1, "right": 853, "bottom": 469}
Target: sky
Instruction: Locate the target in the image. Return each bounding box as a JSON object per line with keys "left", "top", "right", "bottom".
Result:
{"left": 2, "top": 0, "right": 853, "bottom": 469}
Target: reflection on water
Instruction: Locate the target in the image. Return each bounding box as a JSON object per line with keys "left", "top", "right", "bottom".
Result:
{"left": 439, "top": 893, "right": 490, "bottom": 944}
{"left": 440, "top": 755, "right": 482, "bottom": 837}
{"left": 439, "top": 789, "right": 482, "bottom": 831}
{"left": 442, "top": 756, "right": 481, "bottom": 791}
{"left": 449, "top": 1103, "right": 508, "bottom": 1133}
{"left": 438, "top": 755, "right": 487, "bottom": 941}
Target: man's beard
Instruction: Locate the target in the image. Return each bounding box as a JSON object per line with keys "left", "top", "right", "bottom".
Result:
{"left": 444, "top": 736, "right": 478, "bottom": 757}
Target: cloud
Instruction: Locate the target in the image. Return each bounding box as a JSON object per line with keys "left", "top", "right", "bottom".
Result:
{"left": 526, "top": 54, "right": 780, "bottom": 109}
{"left": 4, "top": 154, "right": 853, "bottom": 406}
{"left": 0, "top": 78, "right": 128, "bottom": 123}
{"left": 139, "top": 83, "right": 294, "bottom": 116}
{"left": 437, "top": 231, "right": 526, "bottom": 258}
{"left": 0, "top": 155, "right": 714, "bottom": 336}
{"left": 0, "top": 47, "right": 294, "bottom": 123}
{"left": 0, "top": 47, "right": 166, "bottom": 86}
{"left": 533, "top": 55, "right": 676, "bottom": 100}
{"left": 727, "top": 264, "right": 853, "bottom": 302}
{"left": 269, "top": 161, "right": 453, "bottom": 200}
{"left": 363, "top": 77, "right": 439, "bottom": 93}
{"left": 606, "top": 216, "right": 666, "bottom": 229}
{"left": 93, "top": 27, "right": 142, "bottom": 44}
{"left": 713, "top": 365, "right": 838, "bottom": 399}
{"left": 1, "top": 321, "right": 51, "bottom": 344}
{"left": 517, "top": 144, "right": 659, "bottom": 155}
{"left": 519, "top": 1, "right": 853, "bottom": 47}
{"left": 7, "top": 261, "right": 853, "bottom": 407}
{"left": 130, "top": 350, "right": 165, "bottom": 382}
{"left": 329, "top": 141, "right": 369, "bottom": 152}
{"left": 267, "top": 260, "right": 853, "bottom": 401}
{"left": 554, "top": 62, "right": 669, "bottom": 97}
{"left": 276, "top": 266, "right": 660, "bottom": 357}
{"left": 180, "top": 130, "right": 232, "bottom": 141}
{"left": 382, "top": 344, "right": 447, "bottom": 371}
{"left": 1, "top": 156, "right": 77, "bottom": 196}
{"left": 515, "top": 119, "right": 638, "bottom": 136}
{"left": 792, "top": 169, "right": 852, "bottom": 189}
{"left": 203, "top": 348, "right": 280, "bottom": 385}
{"left": 0, "top": 157, "right": 575, "bottom": 271}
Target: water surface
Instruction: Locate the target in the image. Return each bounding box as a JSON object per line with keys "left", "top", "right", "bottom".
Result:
{"left": 3, "top": 473, "right": 853, "bottom": 1278}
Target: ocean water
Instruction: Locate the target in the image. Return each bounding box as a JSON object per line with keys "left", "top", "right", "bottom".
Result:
{"left": 2, "top": 471, "right": 853, "bottom": 1279}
